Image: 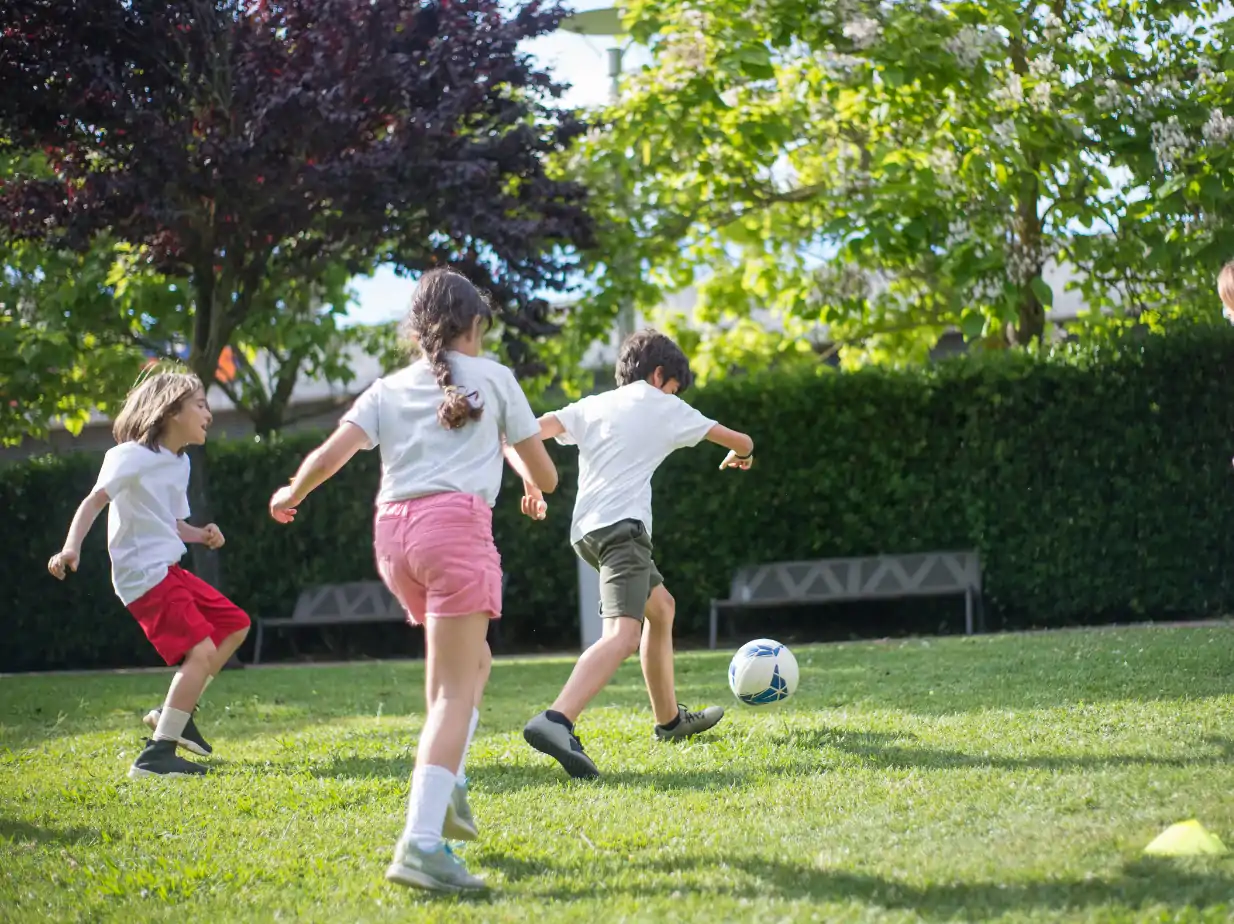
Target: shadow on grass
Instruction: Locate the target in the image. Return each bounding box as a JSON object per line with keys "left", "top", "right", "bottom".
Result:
{"left": 0, "top": 818, "right": 104, "bottom": 846}
{"left": 772, "top": 728, "right": 1234, "bottom": 773}
{"left": 485, "top": 852, "right": 1234, "bottom": 917}
{"left": 290, "top": 755, "right": 819, "bottom": 792}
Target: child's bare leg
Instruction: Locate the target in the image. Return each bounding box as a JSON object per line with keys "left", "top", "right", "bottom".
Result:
{"left": 426, "top": 639, "right": 491, "bottom": 780}
{"left": 640, "top": 586, "right": 679, "bottom": 725}
{"left": 129, "top": 638, "right": 217, "bottom": 778}
{"left": 474, "top": 639, "right": 492, "bottom": 710}
{"left": 146, "top": 637, "right": 215, "bottom": 750}
{"left": 549, "top": 616, "right": 641, "bottom": 722}
{"left": 208, "top": 626, "right": 249, "bottom": 676}
{"left": 164, "top": 638, "right": 215, "bottom": 715}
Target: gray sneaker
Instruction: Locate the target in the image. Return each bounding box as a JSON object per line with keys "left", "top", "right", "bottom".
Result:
{"left": 385, "top": 840, "right": 487, "bottom": 893}
{"left": 655, "top": 704, "right": 725, "bottom": 741}
{"left": 443, "top": 780, "right": 478, "bottom": 841}
{"left": 523, "top": 712, "right": 600, "bottom": 779}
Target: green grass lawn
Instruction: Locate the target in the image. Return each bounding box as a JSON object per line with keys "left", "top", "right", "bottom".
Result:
{"left": 3, "top": 627, "right": 1234, "bottom": 923}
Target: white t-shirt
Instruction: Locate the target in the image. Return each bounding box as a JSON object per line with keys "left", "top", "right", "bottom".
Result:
{"left": 553, "top": 381, "right": 716, "bottom": 545}
{"left": 93, "top": 442, "right": 191, "bottom": 605}
{"left": 342, "top": 352, "right": 540, "bottom": 507}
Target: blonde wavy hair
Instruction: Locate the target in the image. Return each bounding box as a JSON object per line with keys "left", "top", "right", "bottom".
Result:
{"left": 112, "top": 370, "right": 205, "bottom": 451}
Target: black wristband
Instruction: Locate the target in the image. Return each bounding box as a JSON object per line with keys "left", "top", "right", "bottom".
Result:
{"left": 736, "top": 450, "right": 753, "bottom": 460}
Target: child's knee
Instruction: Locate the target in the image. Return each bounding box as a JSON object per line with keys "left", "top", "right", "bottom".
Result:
{"left": 645, "top": 587, "right": 675, "bottom": 624}
{"left": 618, "top": 617, "right": 643, "bottom": 656}
{"left": 184, "top": 637, "right": 217, "bottom": 669}
{"left": 479, "top": 641, "right": 493, "bottom": 674}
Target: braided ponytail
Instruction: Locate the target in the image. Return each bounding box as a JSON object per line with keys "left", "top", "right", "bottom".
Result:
{"left": 406, "top": 268, "right": 493, "bottom": 430}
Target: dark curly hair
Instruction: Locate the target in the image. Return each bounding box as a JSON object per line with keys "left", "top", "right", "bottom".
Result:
{"left": 405, "top": 268, "right": 494, "bottom": 429}
{"left": 615, "top": 329, "right": 694, "bottom": 394}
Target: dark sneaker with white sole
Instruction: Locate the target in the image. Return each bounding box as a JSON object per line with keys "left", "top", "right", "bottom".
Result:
{"left": 127, "top": 738, "right": 208, "bottom": 779}
{"left": 654, "top": 704, "right": 726, "bottom": 741}
{"left": 143, "top": 707, "right": 213, "bottom": 757}
{"left": 523, "top": 712, "right": 600, "bottom": 779}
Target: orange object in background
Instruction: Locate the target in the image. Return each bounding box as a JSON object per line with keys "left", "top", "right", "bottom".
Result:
{"left": 216, "top": 346, "right": 236, "bottom": 383}
{"left": 138, "top": 346, "right": 237, "bottom": 382}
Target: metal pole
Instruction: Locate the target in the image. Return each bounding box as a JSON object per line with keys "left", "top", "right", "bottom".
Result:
{"left": 608, "top": 43, "right": 636, "bottom": 346}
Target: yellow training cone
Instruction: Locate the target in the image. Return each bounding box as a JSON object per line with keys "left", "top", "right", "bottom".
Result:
{"left": 1143, "top": 820, "right": 1228, "bottom": 857}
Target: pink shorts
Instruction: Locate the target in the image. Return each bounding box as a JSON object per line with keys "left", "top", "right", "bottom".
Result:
{"left": 374, "top": 492, "right": 503, "bottom": 625}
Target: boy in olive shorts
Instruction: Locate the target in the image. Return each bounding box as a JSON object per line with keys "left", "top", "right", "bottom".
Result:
{"left": 513, "top": 330, "right": 755, "bottom": 779}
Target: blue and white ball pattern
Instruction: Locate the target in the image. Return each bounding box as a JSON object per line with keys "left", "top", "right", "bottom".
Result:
{"left": 728, "top": 638, "right": 799, "bottom": 705}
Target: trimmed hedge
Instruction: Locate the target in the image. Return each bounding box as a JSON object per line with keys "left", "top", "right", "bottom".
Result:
{"left": 6, "top": 326, "right": 1234, "bottom": 672}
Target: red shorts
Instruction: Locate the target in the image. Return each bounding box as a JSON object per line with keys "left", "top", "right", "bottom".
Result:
{"left": 374, "top": 492, "right": 502, "bottom": 625}
{"left": 127, "top": 565, "right": 251, "bottom": 666}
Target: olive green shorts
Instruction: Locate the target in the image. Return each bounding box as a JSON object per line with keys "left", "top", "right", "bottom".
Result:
{"left": 573, "top": 518, "right": 664, "bottom": 622}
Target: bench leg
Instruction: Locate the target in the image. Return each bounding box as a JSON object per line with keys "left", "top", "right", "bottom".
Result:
{"left": 253, "top": 621, "right": 264, "bottom": 666}
{"left": 965, "top": 589, "right": 974, "bottom": 636}
{"left": 709, "top": 603, "right": 718, "bottom": 650}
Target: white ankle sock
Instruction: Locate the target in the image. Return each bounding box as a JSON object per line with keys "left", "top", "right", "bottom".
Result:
{"left": 457, "top": 708, "right": 480, "bottom": 781}
{"left": 403, "top": 764, "right": 456, "bottom": 852}
{"left": 154, "top": 707, "right": 191, "bottom": 743}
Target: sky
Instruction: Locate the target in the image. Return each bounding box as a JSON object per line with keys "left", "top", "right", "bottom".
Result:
{"left": 345, "top": 4, "right": 639, "bottom": 327}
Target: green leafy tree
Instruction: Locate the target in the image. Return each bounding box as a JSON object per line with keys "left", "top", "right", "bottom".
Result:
{"left": 569, "top": 0, "right": 1228, "bottom": 376}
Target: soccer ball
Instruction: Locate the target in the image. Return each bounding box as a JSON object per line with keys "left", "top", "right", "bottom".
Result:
{"left": 728, "top": 638, "right": 799, "bottom": 705}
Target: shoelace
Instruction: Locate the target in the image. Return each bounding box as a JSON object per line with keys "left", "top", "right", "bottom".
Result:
{"left": 569, "top": 731, "right": 588, "bottom": 753}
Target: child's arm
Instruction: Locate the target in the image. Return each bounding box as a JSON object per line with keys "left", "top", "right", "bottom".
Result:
{"left": 178, "top": 521, "right": 225, "bottom": 549}
{"left": 269, "top": 422, "right": 370, "bottom": 523}
{"left": 48, "top": 489, "right": 110, "bottom": 579}
{"left": 504, "top": 432, "right": 558, "bottom": 495}
{"left": 706, "top": 424, "right": 755, "bottom": 470}
{"left": 503, "top": 414, "right": 566, "bottom": 520}
{"left": 537, "top": 414, "right": 565, "bottom": 441}
{"left": 503, "top": 414, "right": 563, "bottom": 483}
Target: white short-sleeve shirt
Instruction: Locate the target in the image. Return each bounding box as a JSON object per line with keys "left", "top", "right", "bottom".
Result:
{"left": 341, "top": 352, "right": 540, "bottom": 507}
{"left": 553, "top": 381, "right": 716, "bottom": 545}
{"left": 93, "top": 442, "right": 191, "bottom": 604}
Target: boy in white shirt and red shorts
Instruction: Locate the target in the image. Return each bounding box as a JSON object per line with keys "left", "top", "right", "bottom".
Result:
{"left": 48, "top": 372, "right": 251, "bottom": 780}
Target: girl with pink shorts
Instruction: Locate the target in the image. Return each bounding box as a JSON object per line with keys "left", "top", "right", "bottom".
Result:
{"left": 268, "top": 268, "right": 557, "bottom": 893}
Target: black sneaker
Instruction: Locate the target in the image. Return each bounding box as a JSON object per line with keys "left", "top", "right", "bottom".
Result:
{"left": 128, "top": 738, "right": 208, "bottom": 779}
{"left": 655, "top": 704, "right": 725, "bottom": 741}
{"left": 143, "top": 707, "right": 213, "bottom": 757}
{"left": 523, "top": 712, "right": 600, "bottom": 779}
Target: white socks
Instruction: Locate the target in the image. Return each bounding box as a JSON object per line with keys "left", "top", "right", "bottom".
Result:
{"left": 398, "top": 707, "right": 481, "bottom": 851}
{"left": 403, "top": 764, "right": 457, "bottom": 852}
{"left": 153, "top": 707, "right": 191, "bottom": 743}
{"left": 458, "top": 708, "right": 480, "bottom": 781}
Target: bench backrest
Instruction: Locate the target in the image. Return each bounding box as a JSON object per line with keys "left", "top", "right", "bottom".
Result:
{"left": 290, "top": 575, "right": 511, "bottom": 624}
{"left": 291, "top": 582, "right": 404, "bottom": 623}
{"left": 729, "top": 552, "right": 981, "bottom": 605}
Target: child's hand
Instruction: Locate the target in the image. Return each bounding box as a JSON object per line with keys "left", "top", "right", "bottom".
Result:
{"left": 520, "top": 482, "right": 547, "bottom": 521}
{"left": 719, "top": 450, "right": 754, "bottom": 471}
{"left": 48, "top": 549, "right": 79, "bottom": 580}
{"left": 201, "top": 523, "right": 226, "bottom": 549}
{"left": 269, "top": 486, "right": 300, "bottom": 524}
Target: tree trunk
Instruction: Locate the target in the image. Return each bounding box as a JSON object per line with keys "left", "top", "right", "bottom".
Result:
{"left": 1016, "top": 292, "right": 1045, "bottom": 345}
{"left": 1010, "top": 36, "right": 1046, "bottom": 347}
{"left": 185, "top": 442, "right": 223, "bottom": 590}
{"left": 188, "top": 271, "right": 225, "bottom": 591}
